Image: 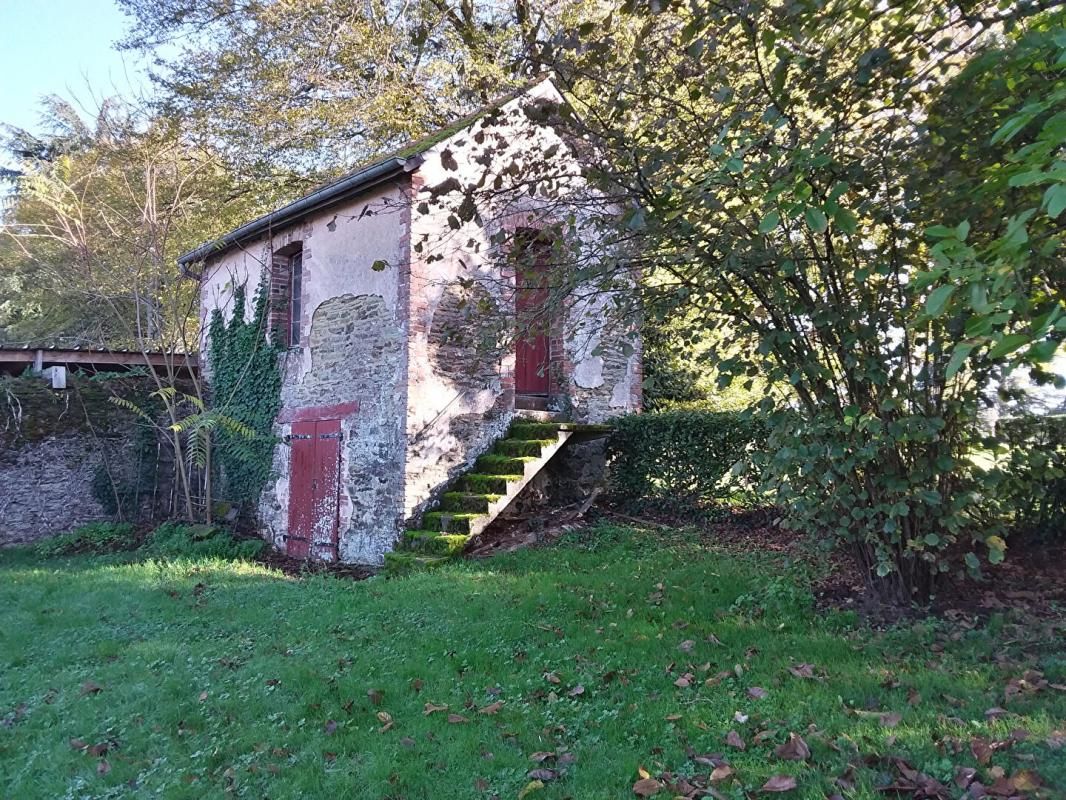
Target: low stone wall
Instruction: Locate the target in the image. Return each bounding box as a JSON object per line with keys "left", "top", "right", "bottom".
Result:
{"left": 0, "top": 373, "right": 162, "bottom": 547}
{"left": 0, "top": 434, "right": 126, "bottom": 546}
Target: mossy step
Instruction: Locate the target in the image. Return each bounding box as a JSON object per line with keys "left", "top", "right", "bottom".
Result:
{"left": 422, "top": 511, "right": 486, "bottom": 533}
{"left": 510, "top": 422, "right": 562, "bottom": 440}
{"left": 476, "top": 453, "right": 536, "bottom": 475}
{"left": 440, "top": 492, "right": 502, "bottom": 513}
{"left": 383, "top": 551, "right": 451, "bottom": 576}
{"left": 493, "top": 438, "right": 558, "bottom": 457}
{"left": 401, "top": 530, "right": 472, "bottom": 556}
{"left": 461, "top": 473, "right": 524, "bottom": 494}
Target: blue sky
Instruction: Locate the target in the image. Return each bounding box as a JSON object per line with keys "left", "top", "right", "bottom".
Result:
{"left": 0, "top": 0, "right": 146, "bottom": 139}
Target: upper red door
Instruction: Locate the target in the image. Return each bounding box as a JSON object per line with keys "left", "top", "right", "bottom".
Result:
{"left": 515, "top": 279, "right": 550, "bottom": 395}
{"left": 286, "top": 419, "right": 341, "bottom": 560}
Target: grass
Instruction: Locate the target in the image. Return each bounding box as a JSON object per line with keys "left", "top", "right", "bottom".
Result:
{"left": 1, "top": 524, "right": 1064, "bottom": 799}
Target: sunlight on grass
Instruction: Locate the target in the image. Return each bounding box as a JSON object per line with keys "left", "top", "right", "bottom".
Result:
{"left": 1, "top": 526, "right": 1063, "bottom": 799}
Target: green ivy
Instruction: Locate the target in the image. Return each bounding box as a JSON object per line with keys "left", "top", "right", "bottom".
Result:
{"left": 207, "top": 277, "right": 283, "bottom": 509}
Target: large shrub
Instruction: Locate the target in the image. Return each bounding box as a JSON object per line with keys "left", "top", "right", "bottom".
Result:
{"left": 607, "top": 410, "right": 766, "bottom": 506}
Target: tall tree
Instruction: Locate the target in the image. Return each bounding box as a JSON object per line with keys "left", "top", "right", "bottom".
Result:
{"left": 115, "top": 0, "right": 600, "bottom": 187}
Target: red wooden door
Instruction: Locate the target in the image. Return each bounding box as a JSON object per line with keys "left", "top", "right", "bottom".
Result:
{"left": 515, "top": 281, "right": 550, "bottom": 395}
{"left": 286, "top": 419, "right": 341, "bottom": 560}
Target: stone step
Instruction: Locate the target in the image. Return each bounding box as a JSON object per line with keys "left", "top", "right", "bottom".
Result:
{"left": 493, "top": 438, "right": 557, "bottom": 457}
{"left": 402, "top": 530, "right": 472, "bottom": 556}
{"left": 422, "top": 511, "right": 487, "bottom": 534}
{"left": 460, "top": 473, "right": 524, "bottom": 494}
{"left": 475, "top": 453, "right": 536, "bottom": 475}
{"left": 383, "top": 552, "right": 451, "bottom": 575}
{"left": 509, "top": 422, "right": 563, "bottom": 441}
{"left": 439, "top": 492, "right": 502, "bottom": 513}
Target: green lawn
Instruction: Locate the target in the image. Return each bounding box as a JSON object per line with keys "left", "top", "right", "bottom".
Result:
{"left": 1, "top": 525, "right": 1064, "bottom": 799}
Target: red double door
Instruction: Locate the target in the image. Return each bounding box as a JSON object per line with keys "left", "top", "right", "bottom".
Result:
{"left": 515, "top": 277, "right": 550, "bottom": 395}
{"left": 286, "top": 419, "right": 341, "bottom": 560}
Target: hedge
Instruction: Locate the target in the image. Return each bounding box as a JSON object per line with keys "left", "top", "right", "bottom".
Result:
{"left": 994, "top": 414, "right": 1066, "bottom": 539}
{"left": 607, "top": 409, "right": 766, "bottom": 505}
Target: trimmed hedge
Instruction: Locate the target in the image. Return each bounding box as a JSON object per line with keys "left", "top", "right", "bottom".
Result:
{"left": 994, "top": 414, "right": 1066, "bottom": 539}
{"left": 607, "top": 410, "right": 767, "bottom": 505}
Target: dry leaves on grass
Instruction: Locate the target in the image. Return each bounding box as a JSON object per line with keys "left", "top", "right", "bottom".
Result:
{"left": 632, "top": 776, "right": 661, "bottom": 796}
{"left": 725, "top": 730, "right": 746, "bottom": 750}
{"left": 773, "top": 733, "right": 810, "bottom": 762}
{"left": 747, "top": 686, "right": 769, "bottom": 699}
{"left": 761, "top": 775, "right": 798, "bottom": 792}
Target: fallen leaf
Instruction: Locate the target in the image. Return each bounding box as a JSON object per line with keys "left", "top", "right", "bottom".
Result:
{"left": 96, "top": 759, "right": 111, "bottom": 775}
{"left": 710, "top": 765, "right": 734, "bottom": 782}
{"left": 479, "top": 701, "right": 504, "bottom": 715}
{"left": 632, "top": 777, "right": 661, "bottom": 796}
{"left": 674, "top": 673, "right": 693, "bottom": 688}
{"left": 544, "top": 672, "right": 561, "bottom": 685}
{"left": 971, "top": 736, "right": 993, "bottom": 765}
{"left": 678, "top": 640, "right": 696, "bottom": 653}
{"left": 529, "top": 752, "right": 555, "bottom": 763}
{"left": 568, "top": 685, "right": 585, "bottom": 697}
{"left": 198, "top": 691, "right": 208, "bottom": 703}
{"left": 324, "top": 720, "right": 338, "bottom": 735}
{"left": 787, "top": 663, "right": 815, "bottom": 679}
{"left": 955, "top": 766, "right": 977, "bottom": 789}
{"left": 88, "top": 742, "right": 109, "bottom": 757}
{"left": 367, "top": 688, "right": 384, "bottom": 705}
{"left": 518, "top": 779, "right": 544, "bottom": 799}
{"left": 725, "top": 730, "right": 746, "bottom": 750}
{"left": 1011, "top": 769, "right": 1042, "bottom": 791}
{"left": 761, "top": 774, "right": 798, "bottom": 793}
{"left": 399, "top": 736, "right": 416, "bottom": 748}
{"left": 880, "top": 712, "right": 902, "bottom": 728}
{"left": 747, "top": 686, "right": 768, "bottom": 699}
{"left": 80, "top": 681, "right": 103, "bottom": 696}
{"left": 69, "top": 738, "right": 88, "bottom": 751}
{"left": 734, "top": 711, "right": 749, "bottom": 723}
{"left": 375, "top": 712, "right": 391, "bottom": 725}
{"left": 474, "top": 777, "right": 489, "bottom": 791}
{"left": 423, "top": 703, "right": 449, "bottom": 715}
{"left": 527, "top": 769, "right": 556, "bottom": 781}
{"left": 447, "top": 713, "right": 468, "bottom": 724}
{"left": 774, "top": 733, "right": 810, "bottom": 761}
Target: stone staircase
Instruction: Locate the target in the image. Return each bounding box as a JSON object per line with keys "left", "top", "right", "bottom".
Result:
{"left": 384, "top": 421, "right": 575, "bottom": 574}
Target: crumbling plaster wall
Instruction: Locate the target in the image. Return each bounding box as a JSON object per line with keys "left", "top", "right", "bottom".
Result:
{"left": 402, "top": 79, "right": 641, "bottom": 525}
{"left": 200, "top": 183, "right": 411, "bottom": 565}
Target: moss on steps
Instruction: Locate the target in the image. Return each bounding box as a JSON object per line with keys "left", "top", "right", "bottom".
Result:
{"left": 383, "top": 552, "right": 451, "bottom": 575}
{"left": 385, "top": 424, "right": 580, "bottom": 576}
{"left": 461, "top": 473, "right": 523, "bottom": 494}
{"left": 422, "top": 511, "right": 486, "bottom": 534}
{"left": 510, "top": 422, "right": 562, "bottom": 440}
{"left": 476, "top": 453, "right": 535, "bottom": 475}
{"left": 402, "top": 530, "right": 472, "bottom": 556}
{"left": 440, "top": 492, "right": 502, "bottom": 513}
{"left": 494, "top": 438, "right": 558, "bottom": 457}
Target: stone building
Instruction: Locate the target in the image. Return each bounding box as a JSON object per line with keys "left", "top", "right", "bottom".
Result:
{"left": 181, "top": 78, "right": 641, "bottom": 565}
